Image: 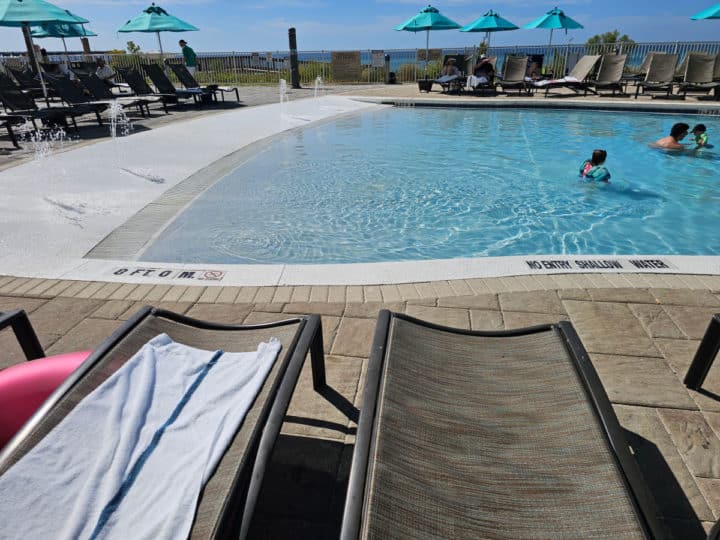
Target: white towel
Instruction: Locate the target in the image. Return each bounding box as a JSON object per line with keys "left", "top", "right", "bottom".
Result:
{"left": 0, "top": 334, "right": 281, "bottom": 540}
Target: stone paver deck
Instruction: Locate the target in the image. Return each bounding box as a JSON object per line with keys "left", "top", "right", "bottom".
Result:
{"left": 2, "top": 275, "right": 719, "bottom": 539}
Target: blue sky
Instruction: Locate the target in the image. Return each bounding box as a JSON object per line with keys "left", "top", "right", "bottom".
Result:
{"left": 3, "top": 0, "right": 720, "bottom": 54}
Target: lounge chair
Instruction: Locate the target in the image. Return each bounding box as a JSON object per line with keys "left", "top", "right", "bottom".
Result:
{"left": 73, "top": 70, "right": 166, "bottom": 115}
{"left": 142, "top": 63, "right": 208, "bottom": 104}
{"left": 677, "top": 53, "right": 720, "bottom": 99}
{"left": 0, "top": 114, "right": 28, "bottom": 148}
{"left": 465, "top": 56, "right": 497, "bottom": 95}
{"left": 635, "top": 53, "right": 679, "bottom": 99}
{"left": 116, "top": 67, "right": 179, "bottom": 108}
{"left": 530, "top": 54, "right": 600, "bottom": 97}
{"left": 584, "top": 54, "right": 628, "bottom": 96}
{"left": 433, "top": 54, "right": 467, "bottom": 95}
{"left": 496, "top": 55, "right": 530, "bottom": 95}
{"left": 0, "top": 305, "right": 326, "bottom": 539}
{"left": 684, "top": 313, "right": 719, "bottom": 391}
{"left": 43, "top": 74, "right": 111, "bottom": 124}
{"left": 166, "top": 61, "right": 240, "bottom": 102}
{"left": 341, "top": 310, "right": 668, "bottom": 539}
{"left": 0, "top": 87, "right": 90, "bottom": 133}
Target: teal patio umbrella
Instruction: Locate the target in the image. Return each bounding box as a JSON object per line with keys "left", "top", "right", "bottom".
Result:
{"left": 460, "top": 10, "right": 518, "bottom": 50}
{"left": 118, "top": 3, "right": 198, "bottom": 59}
{"left": 523, "top": 6, "right": 583, "bottom": 52}
{"left": 0, "top": 0, "right": 88, "bottom": 98}
{"left": 691, "top": 3, "right": 720, "bottom": 19}
{"left": 395, "top": 5, "right": 462, "bottom": 78}
{"left": 33, "top": 22, "right": 96, "bottom": 72}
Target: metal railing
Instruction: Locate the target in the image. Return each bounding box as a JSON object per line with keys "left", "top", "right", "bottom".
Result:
{"left": 3, "top": 41, "right": 720, "bottom": 87}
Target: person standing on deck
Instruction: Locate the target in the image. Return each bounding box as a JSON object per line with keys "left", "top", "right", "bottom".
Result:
{"left": 179, "top": 39, "right": 197, "bottom": 75}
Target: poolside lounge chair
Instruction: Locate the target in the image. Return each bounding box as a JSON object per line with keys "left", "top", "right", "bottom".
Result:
{"left": 73, "top": 71, "right": 166, "bottom": 115}
{"left": 0, "top": 87, "right": 90, "bottom": 133}
{"left": 496, "top": 55, "right": 530, "bottom": 95}
{"left": 677, "top": 53, "right": 720, "bottom": 99}
{"left": 684, "top": 313, "right": 719, "bottom": 392}
{"left": 0, "top": 114, "right": 26, "bottom": 148}
{"left": 166, "top": 61, "right": 240, "bottom": 102}
{"left": 0, "top": 305, "right": 326, "bottom": 539}
{"left": 433, "top": 54, "right": 467, "bottom": 95}
{"left": 635, "top": 53, "right": 679, "bottom": 99}
{"left": 531, "top": 54, "right": 600, "bottom": 97}
{"left": 142, "top": 63, "right": 208, "bottom": 104}
{"left": 341, "top": 310, "right": 668, "bottom": 539}
{"left": 116, "top": 67, "right": 179, "bottom": 108}
{"left": 584, "top": 54, "right": 628, "bottom": 96}
{"left": 43, "top": 74, "right": 111, "bottom": 124}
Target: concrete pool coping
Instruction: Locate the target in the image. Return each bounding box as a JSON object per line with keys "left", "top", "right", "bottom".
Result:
{"left": 0, "top": 92, "right": 719, "bottom": 286}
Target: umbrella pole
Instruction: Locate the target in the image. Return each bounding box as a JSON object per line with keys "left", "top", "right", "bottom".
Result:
{"left": 547, "top": 28, "right": 554, "bottom": 75}
{"left": 425, "top": 29, "right": 429, "bottom": 79}
{"left": 157, "top": 31, "right": 168, "bottom": 74}
{"left": 62, "top": 37, "right": 70, "bottom": 73}
{"left": 22, "top": 23, "right": 49, "bottom": 106}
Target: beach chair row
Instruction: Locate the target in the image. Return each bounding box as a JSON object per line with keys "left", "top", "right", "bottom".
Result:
{"left": 441, "top": 51, "right": 720, "bottom": 100}
{"left": 1, "top": 305, "right": 719, "bottom": 538}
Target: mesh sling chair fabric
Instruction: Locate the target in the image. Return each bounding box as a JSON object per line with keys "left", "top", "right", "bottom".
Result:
{"left": 142, "top": 63, "right": 206, "bottom": 104}
{"left": 496, "top": 55, "right": 530, "bottom": 95}
{"left": 0, "top": 87, "right": 86, "bottom": 133}
{"left": 166, "top": 62, "right": 240, "bottom": 103}
{"left": 584, "top": 54, "right": 628, "bottom": 96}
{"left": 434, "top": 54, "right": 467, "bottom": 95}
{"left": 73, "top": 71, "right": 166, "bottom": 116}
{"left": 678, "top": 54, "right": 720, "bottom": 99}
{"left": 43, "top": 74, "right": 109, "bottom": 125}
{"left": 634, "top": 54, "right": 679, "bottom": 99}
{"left": 341, "top": 310, "right": 668, "bottom": 540}
{"left": 116, "top": 67, "right": 178, "bottom": 108}
{"left": 0, "top": 306, "right": 326, "bottom": 540}
{"left": 531, "top": 54, "right": 600, "bottom": 97}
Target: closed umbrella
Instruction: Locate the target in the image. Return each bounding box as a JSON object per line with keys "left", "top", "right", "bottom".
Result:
{"left": 395, "top": 5, "right": 461, "bottom": 78}
{"left": 0, "top": 0, "right": 88, "bottom": 100}
{"left": 691, "top": 3, "right": 720, "bottom": 19}
{"left": 460, "top": 10, "right": 518, "bottom": 50}
{"left": 117, "top": 3, "right": 198, "bottom": 61}
{"left": 32, "top": 21, "right": 97, "bottom": 70}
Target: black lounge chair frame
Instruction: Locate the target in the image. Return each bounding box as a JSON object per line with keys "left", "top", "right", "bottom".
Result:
{"left": 634, "top": 54, "right": 679, "bottom": 99}
{"left": 684, "top": 313, "right": 719, "bottom": 391}
{"left": 584, "top": 54, "right": 629, "bottom": 97}
{"left": 166, "top": 61, "right": 240, "bottom": 102}
{"left": 116, "top": 67, "right": 178, "bottom": 109}
{"left": 0, "top": 309, "right": 45, "bottom": 359}
{"left": 0, "top": 306, "right": 326, "bottom": 539}
{"left": 496, "top": 55, "right": 531, "bottom": 96}
{"left": 73, "top": 71, "right": 162, "bottom": 116}
{"left": 0, "top": 87, "right": 85, "bottom": 135}
{"left": 43, "top": 74, "right": 109, "bottom": 125}
{"left": 142, "top": 63, "right": 206, "bottom": 104}
{"left": 341, "top": 310, "right": 667, "bottom": 540}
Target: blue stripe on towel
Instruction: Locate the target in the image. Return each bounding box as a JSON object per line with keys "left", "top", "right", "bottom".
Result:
{"left": 88, "top": 349, "right": 224, "bottom": 539}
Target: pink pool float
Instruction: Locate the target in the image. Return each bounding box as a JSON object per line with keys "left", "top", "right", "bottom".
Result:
{"left": 0, "top": 310, "right": 91, "bottom": 449}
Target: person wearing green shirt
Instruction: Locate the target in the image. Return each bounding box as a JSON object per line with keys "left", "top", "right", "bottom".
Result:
{"left": 179, "top": 39, "right": 197, "bottom": 75}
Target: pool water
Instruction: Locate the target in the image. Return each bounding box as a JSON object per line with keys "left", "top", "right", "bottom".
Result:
{"left": 141, "top": 108, "right": 720, "bottom": 264}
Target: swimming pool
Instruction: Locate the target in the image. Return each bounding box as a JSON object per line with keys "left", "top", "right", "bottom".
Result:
{"left": 140, "top": 107, "right": 720, "bottom": 265}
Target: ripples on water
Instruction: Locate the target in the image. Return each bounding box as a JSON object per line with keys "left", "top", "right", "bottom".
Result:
{"left": 142, "top": 108, "right": 720, "bottom": 264}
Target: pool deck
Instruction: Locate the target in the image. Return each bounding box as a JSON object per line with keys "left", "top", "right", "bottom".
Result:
{"left": 1, "top": 84, "right": 719, "bottom": 538}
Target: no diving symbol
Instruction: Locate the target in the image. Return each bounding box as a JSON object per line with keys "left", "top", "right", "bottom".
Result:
{"left": 201, "top": 270, "right": 225, "bottom": 281}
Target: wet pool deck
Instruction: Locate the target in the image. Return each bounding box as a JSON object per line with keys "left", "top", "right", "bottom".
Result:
{"left": 1, "top": 83, "right": 719, "bottom": 538}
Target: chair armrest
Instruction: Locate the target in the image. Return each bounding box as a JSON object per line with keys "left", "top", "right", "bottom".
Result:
{"left": 0, "top": 310, "right": 45, "bottom": 361}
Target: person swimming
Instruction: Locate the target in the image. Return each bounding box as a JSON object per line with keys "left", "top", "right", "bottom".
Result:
{"left": 653, "top": 122, "right": 689, "bottom": 150}
{"left": 579, "top": 149, "right": 611, "bottom": 183}
{"left": 691, "top": 123, "right": 713, "bottom": 149}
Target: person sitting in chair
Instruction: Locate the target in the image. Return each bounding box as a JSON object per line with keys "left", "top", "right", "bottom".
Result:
{"left": 436, "top": 58, "right": 460, "bottom": 83}
{"left": 95, "top": 58, "right": 116, "bottom": 86}
{"left": 466, "top": 54, "right": 494, "bottom": 89}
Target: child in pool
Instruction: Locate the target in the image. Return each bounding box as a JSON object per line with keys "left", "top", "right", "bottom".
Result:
{"left": 579, "top": 149, "right": 611, "bottom": 183}
{"left": 691, "top": 124, "right": 711, "bottom": 148}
